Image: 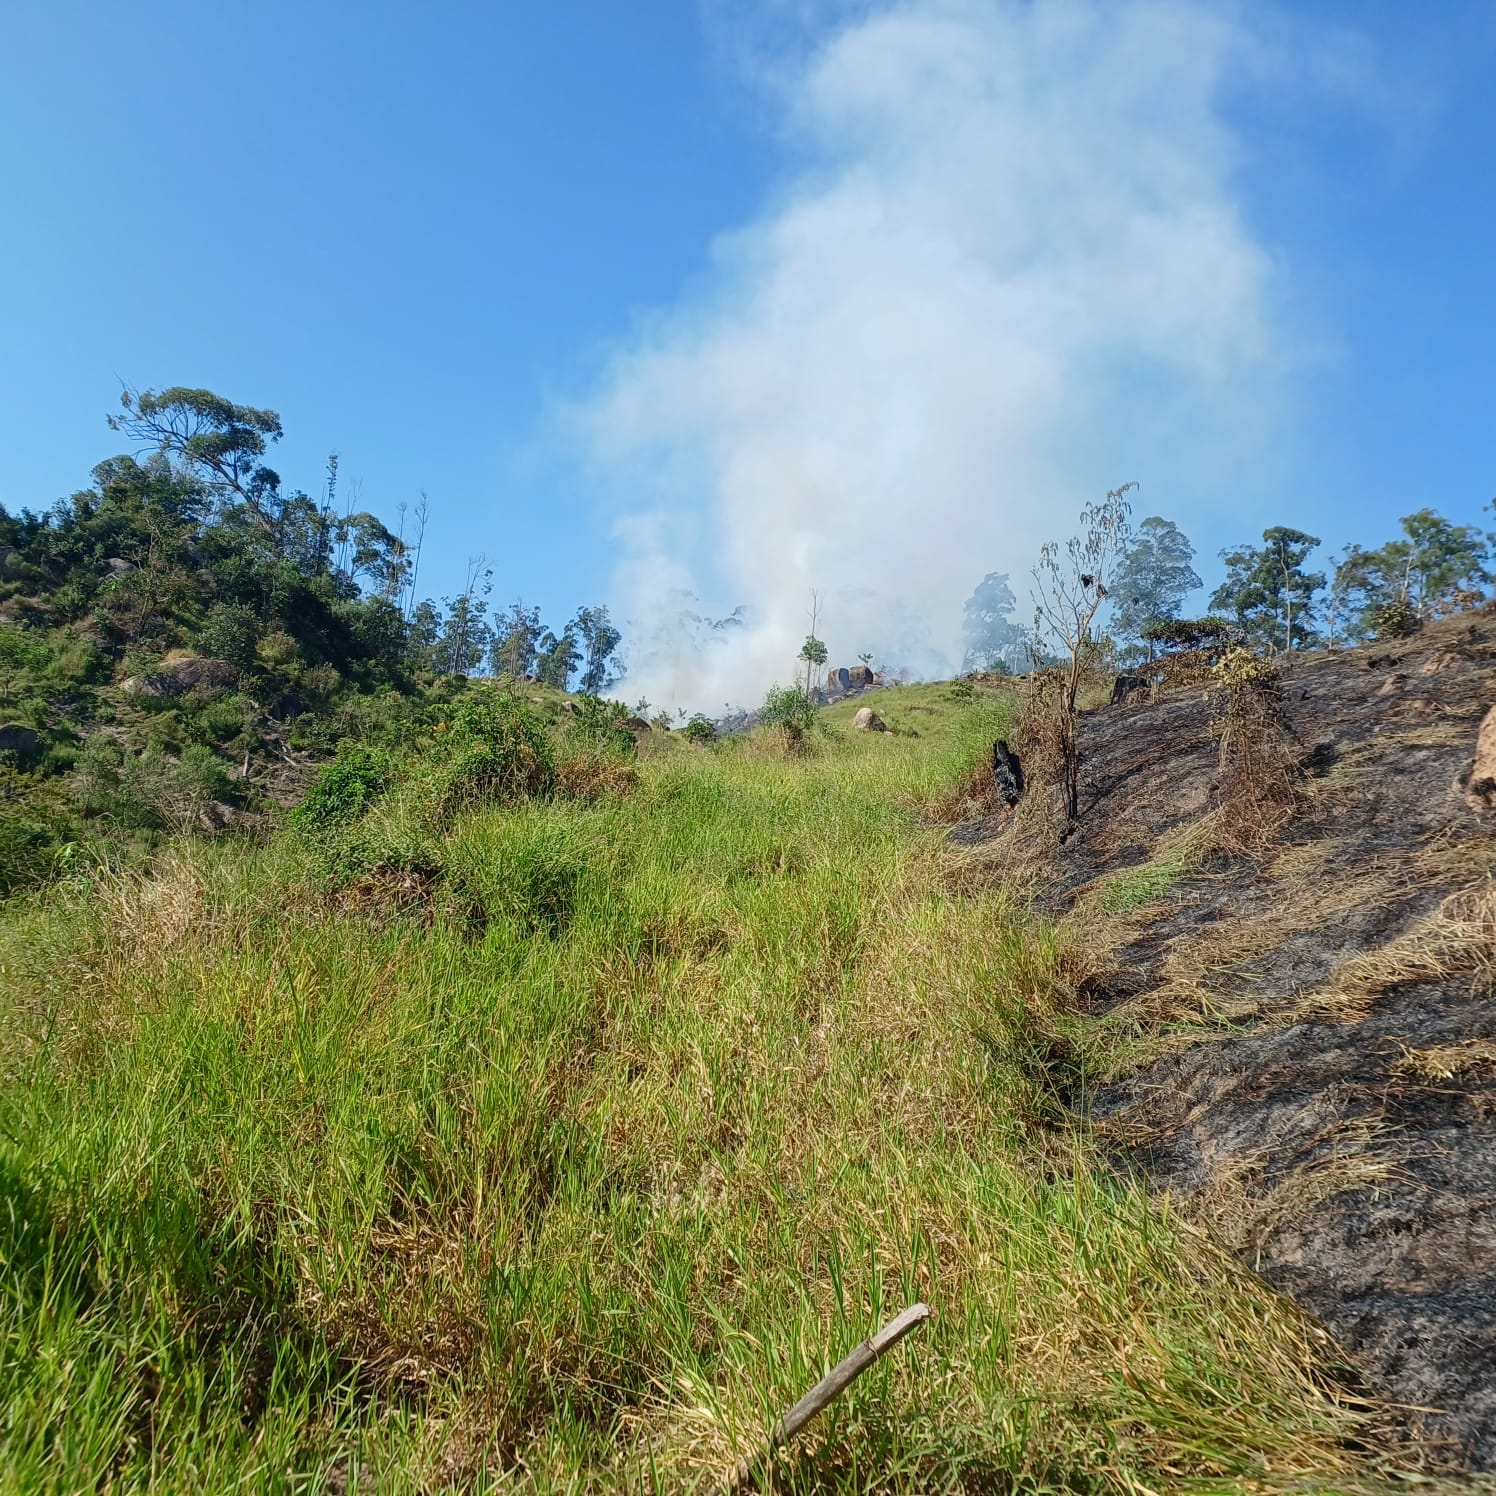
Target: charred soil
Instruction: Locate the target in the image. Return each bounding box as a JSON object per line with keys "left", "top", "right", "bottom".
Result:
{"left": 979, "top": 614, "right": 1496, "bottom": 1470}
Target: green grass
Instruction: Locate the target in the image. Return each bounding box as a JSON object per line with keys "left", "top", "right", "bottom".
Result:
{"left": 1092, "top": 858, "right": 1186, "bottom": 916}
{"left": 0, "top": 688, "right": 1382, "bottom": 1492}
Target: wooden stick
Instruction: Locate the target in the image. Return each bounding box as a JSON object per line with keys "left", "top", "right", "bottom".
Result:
{"left": 710, "top": 1303, "right": 932, "bottom": 1495}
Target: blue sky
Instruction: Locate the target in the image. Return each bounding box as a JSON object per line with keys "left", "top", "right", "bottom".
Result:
{"left": 2, "top": 1, "right": 1493, "bottom": 704}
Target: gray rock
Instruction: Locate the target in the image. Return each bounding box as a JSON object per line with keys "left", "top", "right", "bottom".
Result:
{"left": 122, "top": 657, "right": 239, "bottom": 699}
{"left": 851, "top": 706, "right": 887, "bottom": 732}
{"left": 0, "top": 724, "right": 40, "bottom": 759}
{"left": 1462, "top": 704, "right": 1496, "bottom": 811}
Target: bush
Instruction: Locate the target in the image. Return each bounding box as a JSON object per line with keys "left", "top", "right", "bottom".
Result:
{"left": 181, "top": 693, "right": 256, "bottom": 749}
{"left": 196, "top": 602, "right": 262, "bottom": 670}
{"left": 454, "top": 817, "right": 593, "bottom": 938}
{"left": 0, "top": 815, "right": 60, "bottom": 897}
{"left": 566, "top": 696, "right": 637, "bottom": 758}
{"left": 46, "top": 637, "right": 108, "bottom": 686}
{"left": 1369, "top": 597, "right": 1421, "bottom": 641}
{"left": 557, "top": 744, "right": 639, "bottom": 803}
{"left": 70, "top": 739, "right": 225, "bottom": 831}
{"left": 178, "top": 744, "right": 233, "bottom": 805}
{"left": 759, "top": 684, "right": 818, "bottom": 747}
{"left": 1212, "top": 647, "right": 1296, "bottom": 851}
{"left": 945, "top": 680, "right": 977, "bottom": 703}
{"left": 295, "top": 745, "right": 396, "bottom": 831}
{"left": 1213, "top": 645, "right": 1278, "bottom": 691}
{"left": 682, "top": 713, "right": 716, "bottom": 745}
{"left": 427, "top": 688, "right": 556, "bottom": 824}
{"left": 1142, "top": 615, "right": 1239, "bottom": 653}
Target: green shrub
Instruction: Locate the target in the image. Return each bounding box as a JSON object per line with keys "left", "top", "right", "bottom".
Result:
{"left": 427, "top": 688, "right": 556, "bottom": 824}
{"left": 0, "top": 624, "right": 48, "bottom": 674}
{"left": 683, "top": 712, "right": 716, "bottom": 745}
{"left": 181, "top": 693, "right": 256, "bottom": 749}
{"left": 566, "top": 695, "right": 637, "bottom": 758}
{"left": 453, "top": 816, "right": 593, "bottom": 938}
{"left": 0, "top": 815, "right": 59, "bottom": 897}
{"left": 45, "top": 637, "right": 108, "bottom": 686}
{"left": 295, "top": 745, "right": 396, "bottom": 831}
{"left": 1369, "top": 596, "right": 1421, "bottom": 640}
{"left": 946, "top": 680, "right": 977, "bottom": 703}
{"left": 759, "top": 684, "right": 818, "bottom": 747}
{"left": 71, "top": 740, "right": 229, "bottom": 830}
{"left": 196, "top": 601, "right": 261, "bottom": 670}
{"left": 178, "top": 744, "right": 234, "bottom": 805}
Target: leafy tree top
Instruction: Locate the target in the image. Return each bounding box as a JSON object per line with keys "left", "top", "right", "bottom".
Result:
{"left": 1111, "top": 516, "right": 1201, "bottom": 646}
{"left": 961, "top": 571, "right": 1024, "bottom": 672}
{"left": 109, "top": 387, "right": 283, "bottom": 530}
{"left": 1209, "top": 526, "right": 1325, "bottom": 652}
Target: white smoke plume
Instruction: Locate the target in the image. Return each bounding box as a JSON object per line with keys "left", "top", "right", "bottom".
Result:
{"left": 569, "top": 0, "right": 1364, "bottom": 712}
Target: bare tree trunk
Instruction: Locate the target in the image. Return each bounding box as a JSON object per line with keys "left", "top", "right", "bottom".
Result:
{"left": 405, "top": 491, "right": 430, "bottom": 622}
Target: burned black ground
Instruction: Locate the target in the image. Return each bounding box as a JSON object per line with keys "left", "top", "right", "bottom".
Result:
{"left": 984, "top": 617, "right": 1496, "bottom": 1470}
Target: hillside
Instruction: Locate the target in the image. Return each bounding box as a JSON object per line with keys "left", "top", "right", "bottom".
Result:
{"left": 3, "top": 677, "right": 1463, "bottom": 1493}
{"left": 967, "top": 613, "right": 1496, "bottom": 1469}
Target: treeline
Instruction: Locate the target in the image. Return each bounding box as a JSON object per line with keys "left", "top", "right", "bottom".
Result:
{"left": 960, "top": 505, "right": 1493, "bottom": 671}
{"left": 0, "top": 387, "right": 621, "bottom": 695}
{"left": 0, "top": 386, "right": 625, "bottom": 893}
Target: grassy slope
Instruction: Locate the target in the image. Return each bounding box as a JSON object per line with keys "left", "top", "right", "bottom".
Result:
{"left": 0, "top": 684, "right": 1377, "bottom": 1492}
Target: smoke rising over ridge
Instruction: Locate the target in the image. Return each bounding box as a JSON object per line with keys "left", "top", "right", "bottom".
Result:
{"left": 569, "top": 0, "right": 1356, "bottom": 711}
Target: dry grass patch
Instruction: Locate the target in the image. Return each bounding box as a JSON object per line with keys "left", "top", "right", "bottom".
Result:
{"left": 1323, "top": 880, "right": 1496, "bottom": 999}
{"left": 1391, "top": 1038, "right": 1496, "bottom": 1082}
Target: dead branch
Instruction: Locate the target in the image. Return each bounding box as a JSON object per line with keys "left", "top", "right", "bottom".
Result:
{"left": 709, "top": 1302, "right": 932, "bottom": 1495}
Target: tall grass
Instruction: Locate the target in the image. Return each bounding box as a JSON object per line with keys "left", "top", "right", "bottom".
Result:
{"left": 1, "top": 689, "right": 1375, "bottom": 1491}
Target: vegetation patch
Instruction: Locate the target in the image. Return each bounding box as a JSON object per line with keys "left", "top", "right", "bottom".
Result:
{"left": 0, "top": 687, "right": 1394, "bottom": 1492}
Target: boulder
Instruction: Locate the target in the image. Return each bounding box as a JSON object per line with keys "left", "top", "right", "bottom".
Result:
{"left": 104, "top": 557, "right": 136, "bottom": 577}
{"left": 123, "top": 657, "right": 240, "bottom": 699}
{"left": 624, "top": 715, "right": 651, "bottom": 733}
{"left": 1110, "top": 672, "right": 1150, "bottom": 706}
{"left": 825, "top": 666, "right": 851, "bottom": 692}
{"left": 992, "top": 739, "right": 1024, "bottom": 808}
{"left": 0, "top": 724, "right": 40, "bottom": 759}
{"left": 848, "top": 664, "right": 875, "bottom": 688}
{"left": 1462, "top": 706, "right": 1496, "bottom": 811}
{"left": 851, "top": 706, "right": 887, "bottom": 732}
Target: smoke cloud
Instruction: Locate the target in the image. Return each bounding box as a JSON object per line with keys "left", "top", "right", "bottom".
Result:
{"left": 569, "top": 0, "right": 1348, "bottom": 712}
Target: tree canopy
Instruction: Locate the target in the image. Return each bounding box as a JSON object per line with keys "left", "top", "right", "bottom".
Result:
{"left": 0, "top": 384, "right": 629, "bottom": 894}
{"left": 960, "top": 571, "right": 1025, "bottom": 672}
{"left": 1332, "top": 510, "right": 1489, "bottom": 642}
{"left": 1210, "top": 527, "right": 1325, "bottom": 653}
{"left": 1111, "top": 516, "right": 1201, "bottom": 654}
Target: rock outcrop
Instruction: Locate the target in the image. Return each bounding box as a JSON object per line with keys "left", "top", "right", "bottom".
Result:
{"left": 0, "top": 724, "right": 40, "bottom": 759}
{"left": 123, "top": 657, "right": 239, "bottom": 699}
{"left": 1461, "top": 704, "right": 1496, "bottom": 811}
{"left": 851, "top": 707, "right": 887, "bottom": 732}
